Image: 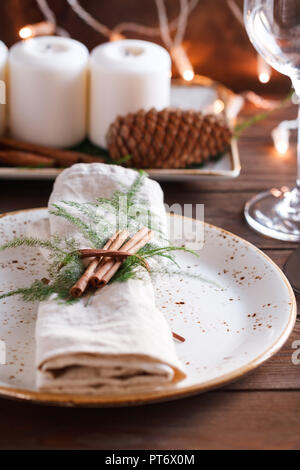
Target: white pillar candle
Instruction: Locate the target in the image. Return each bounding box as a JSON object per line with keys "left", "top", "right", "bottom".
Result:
{"left": 0, "top": 41, "right": 8, "bottom": 136}
{"left": 89, "top": 39, "right": 171, "bottom": 148}
{"left": 9, "top": 36, "right": 89, "bottom": 148}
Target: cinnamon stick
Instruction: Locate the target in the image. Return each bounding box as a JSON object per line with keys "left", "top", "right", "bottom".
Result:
{"left": 127, "top": 229, "right": 153, "bottom": 253}
{"left": 69, "top": 258, "right": 100, "bottom": 298}
{"left": 70, "top": 230, "right": 123, "bottom": 298}
{"left": 0, "top": 137, "right": 106, "bottom": 167}
{"left": 79, "top": 249, "right": 150, "bottom": 272}
{"left": 0, "top": 150, "right": 55, "bottom": 167}
{"left": 172, "top": 332, "right": 185, "bottom": 343}
{"left": 89, "top": 230, "right": 130, "bottom": 287}
{"left": 78, "top": 249, "right": 133, "bottom": 259}
{"left": 100, "top": 229, "right": 153, "bottom": 285}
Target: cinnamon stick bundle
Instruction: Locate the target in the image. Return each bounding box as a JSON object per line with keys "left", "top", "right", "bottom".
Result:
{"left": 70, "top": 230, "right": 125, "bottom": 298}
{"left": 70, "top": 227, "right": 152, "bottom": 297}
{"left": 0, "top": 137, "right": 106, "bottom": 167}
{"left": 90, "top": 227, "right": 150, "bottom": 287}
{"left": 0, "top": 150, "right": 55, "bottom": 167}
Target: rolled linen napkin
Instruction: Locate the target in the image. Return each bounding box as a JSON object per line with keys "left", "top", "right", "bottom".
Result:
{"left": 31, "top": 163, "right": 185, "bottom": 394}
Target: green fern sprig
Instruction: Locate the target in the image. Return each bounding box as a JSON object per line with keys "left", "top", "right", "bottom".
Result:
{"left": 125, "top": 170, "right": 146, "bottom": 208}
{"left": 49, "top": 203, "right": 102, "bottom": 248}
{"left": 0, "top": 281, "right": 55, "bottom": 302}
{"left": 0, "top": 237, "right": 65, "bottom": 255}
{"left": 61, "top": 200, "right": 105, "bottom": 224}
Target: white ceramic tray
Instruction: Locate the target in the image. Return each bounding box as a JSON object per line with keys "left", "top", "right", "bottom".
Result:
{"left": 0, "top": 76, "right": 241, "bottom": 181}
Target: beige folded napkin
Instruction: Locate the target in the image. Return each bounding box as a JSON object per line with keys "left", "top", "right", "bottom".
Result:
{"left": 31, "top": 163, "right": 185, "bottom": 395}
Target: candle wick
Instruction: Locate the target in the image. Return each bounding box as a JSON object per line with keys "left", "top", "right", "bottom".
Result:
{"left": 43, "top": 44, "right": 52, "bottom": 53}
{"left": 123, "top": 47, "right": 144, "bottom": 57}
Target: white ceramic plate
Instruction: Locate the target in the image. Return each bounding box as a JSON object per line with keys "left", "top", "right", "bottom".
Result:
{"left": 0, "top": 209, "right": 296, "bottom": 406}
{"left": 0, "top": 77, "right": 241, "bottom": 181}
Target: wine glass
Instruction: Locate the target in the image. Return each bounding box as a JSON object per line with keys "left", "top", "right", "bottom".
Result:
{"left": 244, "top": 0, "right": 300, "bottom": 241}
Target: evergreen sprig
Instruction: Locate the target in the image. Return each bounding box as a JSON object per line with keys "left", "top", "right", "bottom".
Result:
{"left": 0, "top": 172, "right": 209, "bottom": 304}
{"left": 0, "top": 236, "right": 64, "bottom": 255}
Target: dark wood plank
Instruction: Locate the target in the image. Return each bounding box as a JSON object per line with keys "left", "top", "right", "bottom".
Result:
{"left": 226, "top": 319, "right": 300, "bottom": 390}
{"left": 0, "top": 390, "right": 299, "bottom": 449}
{"left": 0, "top": 179, "right": 53, "bottom": 213}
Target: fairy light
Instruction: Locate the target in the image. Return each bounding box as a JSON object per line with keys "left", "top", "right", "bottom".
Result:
{"left": 257, "top": 55, "right": 271, "bottom": 84}
{"left": 272, "top": 122, "right": 290, "bottom": 155}
{"left": 183, "top": 69, "right": 194, "bottom": 81}
{"left": 272, "top": 127, "right": 289, "bottom": 155}
{"left": 18, "top": 0, "right": 68, "bottom": 39}
{"left": 19, "top": 26, "right": 33, "bottom": 39}
{"left": 170, "top": 45, "right": 194, "bottom": 81}
{"left": 213, "top": 99, "right": 225, "bottom": 114}
{"left": 154, "top": 0, "right": 196, "bottom": 80}
{"left": 204, "top": 98, "right": 226, "bottom": 116}
{"left": 258, "top": 72, "right": 270, "bottom": 83}
{"left": 272, "top": 120, "right": 298, "bottom": 156}
{"left": 276, "top": 141, "right": 289, "bottom": 155}
{"left": 19, "top": 21, "right": 55, "bottom": 39}
{"left": 109, "top": 32, "right": 126, "bottom": 42}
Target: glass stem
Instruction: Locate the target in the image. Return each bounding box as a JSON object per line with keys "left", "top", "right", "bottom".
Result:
{"left": 297, "top": 101, "right": 300, "bottom": 188}
{"left": 292, "top": 79, "right": 300, "bottom": 188}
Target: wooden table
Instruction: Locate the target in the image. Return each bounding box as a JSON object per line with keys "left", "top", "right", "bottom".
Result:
{"left": 0, "top": 103, "right": 299, "bottom": 450}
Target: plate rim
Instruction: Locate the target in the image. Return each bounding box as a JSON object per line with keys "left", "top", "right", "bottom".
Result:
{"left": 0, "top": 207, "right": 296, "bottom": 407}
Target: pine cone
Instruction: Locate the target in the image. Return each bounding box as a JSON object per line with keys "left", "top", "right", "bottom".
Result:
{"left": 106, "top": 108, "right": 232, "bottom": 169}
